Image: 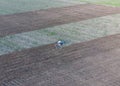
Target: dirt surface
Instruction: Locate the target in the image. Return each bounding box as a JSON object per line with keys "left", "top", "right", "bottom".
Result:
{"left": 1, "top": 34, "right": 120, "bottom": 86}
{"left": 0, "top": 4, "right": 120, "bottom": 37}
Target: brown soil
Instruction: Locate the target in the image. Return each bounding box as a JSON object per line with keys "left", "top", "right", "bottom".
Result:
{"left": 1, "top": 34, "right": 120, "bottom": 86}
{"left": 0, "top": 4, "right": 120, "bottom": 37}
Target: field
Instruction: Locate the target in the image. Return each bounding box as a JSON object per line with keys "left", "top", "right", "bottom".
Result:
{"left": 1, "top": 0, "right": 120, "bottom": 86}
{"left": 78, "top": 0, "right": 120, "bottom": 6}
{"left": 1, "top": 34, "right": 120, "bottom": 86}
{"left": 0, "top": 0, "right": 84, "bottom": 15}
{"left": 1, "top": 0, "right": 120, "bottom": 15}
{"left": 0, "top": 4, "right": 120, "bottom": 55}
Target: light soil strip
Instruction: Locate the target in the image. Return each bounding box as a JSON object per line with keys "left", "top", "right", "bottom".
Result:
{"left": 0, "top": 0, "right": 84, "bottom": 15}
{"left": 0, "top": 4, "right": 120, "bottom": 37}
{"left": 1, "top": 34, "right": 120, "bottom": 86}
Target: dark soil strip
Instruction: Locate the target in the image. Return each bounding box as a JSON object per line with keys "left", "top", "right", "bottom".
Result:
{"left": 1, "top": 34, "right": 120, "bottom": 85}
{"left": 0, "top": 4, "right": 120, "bottom": 37}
